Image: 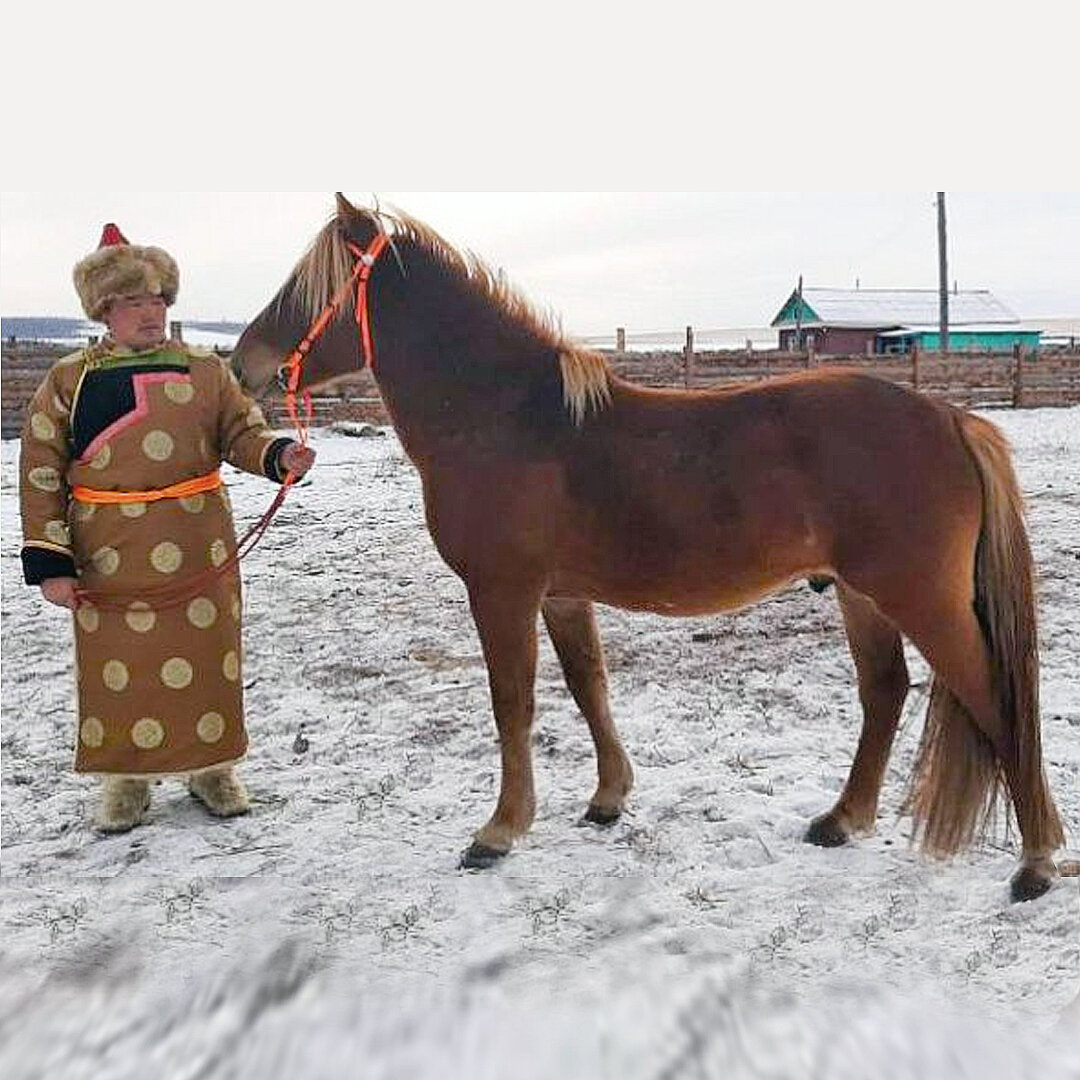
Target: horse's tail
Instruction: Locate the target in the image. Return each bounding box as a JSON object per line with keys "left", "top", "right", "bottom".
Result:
{"left": 909, "top": 411, "right": 1063, "bottom": 856}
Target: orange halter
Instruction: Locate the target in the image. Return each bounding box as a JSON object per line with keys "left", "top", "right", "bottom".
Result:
{"left": 278, "top": 231, "right": 391, "bottom": 448}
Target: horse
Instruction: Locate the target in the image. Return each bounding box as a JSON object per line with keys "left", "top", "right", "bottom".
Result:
{"left": 230, "top": 192, "right": 1064, "bottom": 902}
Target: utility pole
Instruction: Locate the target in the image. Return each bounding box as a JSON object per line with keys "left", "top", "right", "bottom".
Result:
{"left": 795, "top": 274, "right": 804, "bottom": 352}
{"left": 937, "top": 192, "right": 949, "bottom": 354}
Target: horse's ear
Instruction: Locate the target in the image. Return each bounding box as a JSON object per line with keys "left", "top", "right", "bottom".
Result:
{"left": 335, "top": 192, "right": 358, "bottom": 219}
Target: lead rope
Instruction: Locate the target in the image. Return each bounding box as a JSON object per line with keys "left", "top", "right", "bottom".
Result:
{"left": 75, "top": 231, "right": 389, "bottom": 612}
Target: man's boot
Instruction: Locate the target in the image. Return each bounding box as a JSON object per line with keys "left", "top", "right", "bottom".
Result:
{"left": 188, "top": 766, "right": 250, "bottom": 817}
{"left": 95, "top": 777, "right": 151, "bottom": 834}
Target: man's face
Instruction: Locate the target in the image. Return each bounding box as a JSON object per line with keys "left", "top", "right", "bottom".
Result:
{"left": 104, "top": 294, "right": 167, "bottom": 350}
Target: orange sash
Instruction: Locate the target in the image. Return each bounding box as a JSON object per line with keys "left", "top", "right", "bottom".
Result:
{"left": 71, "top": 469, "right": 222, "bottom": 505}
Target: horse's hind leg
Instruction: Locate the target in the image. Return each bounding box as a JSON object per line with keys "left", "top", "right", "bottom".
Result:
{"left": 886, "top": 588, "right": 1061, "bottom": 901}
{"left": 542, "top": 598, "right": 634, "bottom": 824}
{"left": 461, "top": 582, "right": 542, "bottom": 868}
{"left": 806, "top": 581, "right": 909, "bottom": 847}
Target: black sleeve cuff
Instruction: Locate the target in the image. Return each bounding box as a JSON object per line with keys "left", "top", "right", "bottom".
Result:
{"left": 22, "top": 546, "right": 77, "bottom": 585}
{"left": 264, "top": 438, "right": 296, "bottom": 483}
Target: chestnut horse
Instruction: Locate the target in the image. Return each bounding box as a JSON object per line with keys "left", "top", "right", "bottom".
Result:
{"left": 231, "top": 193, "right": 1064, "bottom": 901}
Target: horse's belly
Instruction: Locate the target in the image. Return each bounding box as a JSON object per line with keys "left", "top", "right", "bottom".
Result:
{"left": 548, "top": 558, "right": 830, "bottom": 617}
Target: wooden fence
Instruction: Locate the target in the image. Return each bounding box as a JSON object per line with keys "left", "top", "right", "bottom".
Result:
{"left": 610, "top": 344, "right": 1080, "bottom": 411}
{"left": 3, "top": 341, "right": 1079, "bottom": 440}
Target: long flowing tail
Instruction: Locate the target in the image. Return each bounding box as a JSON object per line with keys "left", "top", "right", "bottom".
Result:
{"left": 910, "top": 411, "right": 1064, "bottom": 855}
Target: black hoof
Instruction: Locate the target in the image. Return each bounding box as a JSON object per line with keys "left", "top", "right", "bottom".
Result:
{"left": 583, "top": 804, "right": 622, "bottom": 826}
{"left": 1010, "top": 866, "right": 1053, "bottom": 903}
{"left": 804, "top": 815, "right": 850, "bottom": 848}
{"left": 459, "top": 842, "right": 508, "bottom": 870}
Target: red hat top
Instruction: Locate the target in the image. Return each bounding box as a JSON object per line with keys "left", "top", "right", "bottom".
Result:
{"left": 98, "top": 223, "right": 129, "bottom": 248}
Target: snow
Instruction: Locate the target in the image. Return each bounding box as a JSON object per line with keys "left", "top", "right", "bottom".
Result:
{"left": 1, "top": 408, "right": 1078, "bottom": 1079}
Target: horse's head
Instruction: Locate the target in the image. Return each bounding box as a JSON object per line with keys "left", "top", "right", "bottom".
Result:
{"left": 231, "top": 192, "right": 385, "bottom": 397}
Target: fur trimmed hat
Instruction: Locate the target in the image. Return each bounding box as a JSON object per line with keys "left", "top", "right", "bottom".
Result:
{"left": 73, "top": 224, "right": 180, "bottom": 321}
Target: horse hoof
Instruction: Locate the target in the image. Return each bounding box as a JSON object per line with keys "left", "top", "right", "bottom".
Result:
{"left": 459, "top": 842, "right": 508, "bottom": 870}
{"left": 583, "top": 805, "right": 622, "bottom": 826}
{"left": 804, "top": 815, "right": 850, "bottom": 848}
{"left": 1010, "top": 866, "right": 1054, "bottom": 903}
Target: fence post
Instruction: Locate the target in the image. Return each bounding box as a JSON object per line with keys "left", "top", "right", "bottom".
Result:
{"left": 1012, "top": 342, "right": 1023, "bottom": 408}
{"left": 616, "top": 327, "right": 626, "bottom": 354}
{"left": 170, "top": 320, "right": 184, "bottom": 343}
{"left": 684, "top": 325, "right": 694, "bottom": 388}
{"left": 911, "top": 342, "right": 920, "bottom": 392}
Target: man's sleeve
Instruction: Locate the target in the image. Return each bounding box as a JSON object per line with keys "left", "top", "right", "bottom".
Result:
{"left": 20, "top": 364, "right": 77, "bottom": 584}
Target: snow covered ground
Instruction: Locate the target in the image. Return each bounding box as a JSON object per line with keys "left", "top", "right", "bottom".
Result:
{"left": 1, "top": 407, "right": 1078, "bottom": 1079}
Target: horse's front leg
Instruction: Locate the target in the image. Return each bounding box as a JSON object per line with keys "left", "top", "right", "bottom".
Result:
{"left": 460, "top": 580, "right": 543, "bottom": 868}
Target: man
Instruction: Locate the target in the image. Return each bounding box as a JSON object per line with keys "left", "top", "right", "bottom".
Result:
{"left": 19, "top": 224, "right": 314, "bottom": 832}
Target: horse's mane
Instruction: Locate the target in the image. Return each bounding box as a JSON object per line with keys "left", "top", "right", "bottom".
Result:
{"left": 290, "top": 208, "right": 611, "bottom": 425}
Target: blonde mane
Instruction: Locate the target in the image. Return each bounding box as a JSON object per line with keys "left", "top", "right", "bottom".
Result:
{"left": 289, "top": 208, "right": 611, "bottom": 425}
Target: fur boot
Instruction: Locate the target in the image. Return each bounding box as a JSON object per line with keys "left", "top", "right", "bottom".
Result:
{"left": 95, "top": 777, "right": 150, "bottom": 834}
{"left": 188, "top": 766, "right": 250, "bottom": 817}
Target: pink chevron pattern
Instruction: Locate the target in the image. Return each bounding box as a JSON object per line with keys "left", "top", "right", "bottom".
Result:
{"left": 77, "top": 372, "right": 193, "bottom": 465}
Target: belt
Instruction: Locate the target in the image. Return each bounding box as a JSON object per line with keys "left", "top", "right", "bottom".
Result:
{"left": 71, "top": 469, "right": 222, "bottom": 505}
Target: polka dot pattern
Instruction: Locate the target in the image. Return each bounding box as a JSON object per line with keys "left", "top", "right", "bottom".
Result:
{"left": 222, "top": 651, "right": 240, "bottom": 682}
{"left": 131, "top": 718, "right": 165, "bottom": 749}
{"left": 44, "top": 520, "right": 71, "bottom": 546}
{"left": 150, "top": 541, "right": 183, "bottom": 574}
{"left": 28, "top": 466, "right": 61, "bottom": 492}
{"left": 125, "top": 602, "right": 156, "bottom": 633}
{"left": 142, "top": 430, "right": 175, "bottom": 461}
{"left": 80, "top": 717, "right": 105, "bottom": 748}
{"left": 89, "top": 444, "right": 112, "bottom": 470}
{"left": 161, "top": 657, "right": 194, "bottom": 689}
{"left": 164, "top": 380, "right": 194, "bottom": 404}
{"left": 31, "top": 412, "right": 57, "bottom": 441}
{"left": 103, "top": 660, "right": 129, "bottom": 691}
{"left": 197, "top": 712, "right": 225, "bottom": 743}
{"left": 92, "top": 547, "right": 120, "bottom": 576}
{"left": 187, "top": 597, "right": 217, "bottom": 629}
{"left": 54, "top": 347, "right": 258, "bottom": 775}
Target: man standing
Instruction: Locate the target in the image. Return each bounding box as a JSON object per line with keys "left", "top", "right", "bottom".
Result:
{"left": 19, "top": 224, "right": 314, "bottom": 832}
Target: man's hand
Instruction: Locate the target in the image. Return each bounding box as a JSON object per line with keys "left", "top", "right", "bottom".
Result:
{"left": 280, "top": 443, "right": 316, "bottom": 480}
{"left": 41, "top": 577, "right": 80, "bottom": 610}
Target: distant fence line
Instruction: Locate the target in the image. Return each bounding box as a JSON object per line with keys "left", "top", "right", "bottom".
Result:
{"left": 3, "top": 337, "right": 1079, "bottom": 440}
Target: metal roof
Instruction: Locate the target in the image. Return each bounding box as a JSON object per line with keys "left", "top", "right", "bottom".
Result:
{"left": 774, "top": 288, "right": 1019, "bottom": 328}
{"left": 877, "top": 324, "right": 1040, "bottom": 337}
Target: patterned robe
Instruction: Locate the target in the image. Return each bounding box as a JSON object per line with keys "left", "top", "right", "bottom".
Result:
{"left": 19, "top": 339, "right": 292, "bottom": 777}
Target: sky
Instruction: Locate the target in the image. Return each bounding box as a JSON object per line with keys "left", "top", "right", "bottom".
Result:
{"left": 2, "top": 192, "right": 1078, "bottom": 339}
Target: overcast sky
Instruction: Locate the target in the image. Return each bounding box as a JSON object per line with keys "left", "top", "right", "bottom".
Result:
{"left": 1, "top": 193, "right": 1077, "bottom": 337}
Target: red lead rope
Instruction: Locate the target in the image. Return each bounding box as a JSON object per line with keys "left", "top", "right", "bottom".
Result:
{"left": 75, "top": 231, "right": 390, "bottom": 611}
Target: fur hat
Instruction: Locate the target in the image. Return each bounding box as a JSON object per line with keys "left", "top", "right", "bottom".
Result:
{"left": 73, "top": 224, "right": 180, "bottom": 322}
